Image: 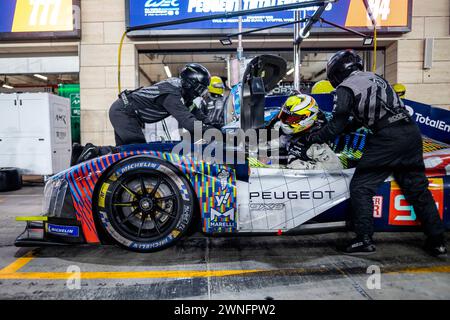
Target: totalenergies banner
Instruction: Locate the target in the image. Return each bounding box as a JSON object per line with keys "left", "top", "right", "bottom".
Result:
{"left": 0, "top": 0, "right": 80, "bottom": 40}
{"left": 127, "top": 0, "right": 412, "bottom": 33}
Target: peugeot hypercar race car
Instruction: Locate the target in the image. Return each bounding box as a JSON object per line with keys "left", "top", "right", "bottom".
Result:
{"left": 16, "top": 55, "right": 450, "bottom": 253}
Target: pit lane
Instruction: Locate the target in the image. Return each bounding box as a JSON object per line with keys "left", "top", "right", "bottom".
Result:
{"left": 0, "top": 186, "right": 449, "bottom": 300}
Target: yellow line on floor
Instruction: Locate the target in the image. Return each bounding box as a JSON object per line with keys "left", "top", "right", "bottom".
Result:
{"left": 0, "top": 269, "right": 263, "bottom": 280}
{"left": 0, "top": 251, "right": 36, "bottom": 275}
{"left": 387, "top": 265, "right": 450, "bottom": 275}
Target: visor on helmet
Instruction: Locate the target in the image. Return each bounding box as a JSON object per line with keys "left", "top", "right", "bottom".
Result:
{"left": 278, "top": 108, "right": 309, "bottom": 125}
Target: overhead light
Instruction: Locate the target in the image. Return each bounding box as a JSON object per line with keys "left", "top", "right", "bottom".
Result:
{"left": 363, "top": 37, "right": 374, "bottom": 46}
{"left": 2, "top": 84, "right": 14, "bottom": 89}
{"left": 164, "top": 65, "right": 172, "bottom": 78}
{"left": 286, "top": 68, "right": 295, "bottom": 76}
{"left": 220, "top": 38, "right": 233, "bottom": 46}
{"left": 33, "top": 74, "right": 48, "bottom": 81}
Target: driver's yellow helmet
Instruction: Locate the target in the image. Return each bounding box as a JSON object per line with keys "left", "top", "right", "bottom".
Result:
{"left": 208, "top": 76, "right": 225, "bottom": 96}
{"left": 278, "top": 94, "right": 319, "bottom": 135}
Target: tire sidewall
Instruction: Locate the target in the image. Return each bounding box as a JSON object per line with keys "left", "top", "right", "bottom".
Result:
{"left": 96, "top": 156, "right": 194, "bottom": 252}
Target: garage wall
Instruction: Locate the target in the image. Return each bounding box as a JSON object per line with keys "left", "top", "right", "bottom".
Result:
{"left": 386, "top": 0, "right": 450, "bottom": 110}
{"left": 80, "top": 0, "right": 137, "bottom": 145}
{"left": 79, "top": 0, "right": 450, "bottom": 144}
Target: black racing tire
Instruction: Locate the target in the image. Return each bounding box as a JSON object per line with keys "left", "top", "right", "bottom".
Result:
{"left": 95, "top": 156, "right": 195, "bottom": 253}
{"left": 0, "top": 168, "right": 22, "bottom": 192}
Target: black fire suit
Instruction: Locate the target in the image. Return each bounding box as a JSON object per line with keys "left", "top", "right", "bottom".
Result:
{"left": 310, "top": 71, "right": 445, "bottom": 238}
{"left": 109, "top": 78, "right": 212, "bottom": 146}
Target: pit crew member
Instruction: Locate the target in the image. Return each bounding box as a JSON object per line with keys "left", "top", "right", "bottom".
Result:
{"left": 307, "top": 49, "right": 447, "bottom": 256}
{"left": 109, "top": 63, "right": 217, "bottom": 146}
{"left": 201, "top": 76, "right": 226, "bottom": 126}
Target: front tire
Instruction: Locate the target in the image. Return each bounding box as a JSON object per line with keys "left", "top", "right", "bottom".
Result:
{"left": 95, "top": 156, "right": 195, "bottom": 253}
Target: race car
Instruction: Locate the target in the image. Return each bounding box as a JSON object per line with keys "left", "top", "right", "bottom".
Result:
{"left": 16, "top": 55, "right": 450, "bottom": 253}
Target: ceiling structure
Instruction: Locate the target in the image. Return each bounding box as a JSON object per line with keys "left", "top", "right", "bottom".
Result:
{"left": 138, "top": 50, "right": 339, "bottom": 87}
{"left": 0, "top": 73, "right": 79, "bottom": 92}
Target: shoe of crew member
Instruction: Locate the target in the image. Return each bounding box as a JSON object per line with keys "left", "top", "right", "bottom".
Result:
{"left": 424, "top": 234, "right": 447, "bottom": 257}
{"left": 337, "top": 235, "right": 376, "bottom": 255}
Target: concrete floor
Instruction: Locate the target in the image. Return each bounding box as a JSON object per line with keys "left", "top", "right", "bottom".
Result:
{"left": 0, "top": 186, "right": 449, "bottom": 300}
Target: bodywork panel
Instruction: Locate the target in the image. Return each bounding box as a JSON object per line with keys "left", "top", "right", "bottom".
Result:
{"left": 56, "top": 150, "right": 238, "bottom": 243}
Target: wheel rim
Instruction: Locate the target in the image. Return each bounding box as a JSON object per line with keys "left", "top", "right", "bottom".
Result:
{"left": 109, "top": 172, "right": 180, "bottom": 241}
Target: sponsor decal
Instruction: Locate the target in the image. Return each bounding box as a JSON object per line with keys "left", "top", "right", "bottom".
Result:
{"left": 129, "top": 0, "right": 411, "bottom": 34}
{"left": 413, "top": 113, "right": 450, "bottom": 133}
{"left": 10, "top": 0, "right": 74, "bottom": 33}
{"left": 215, "top": 192, "right": 231, "bottom": 206}
{"left": 249, "top": 203, "right": 285, "bottom": 211}
{"left": 389, "top": 178, "right": 444, "bottom": 226}
{"left": 171, "top": 230, "right": 181, "bottom": 238}
{"left": 56, "top": 114, "right": 67, "bottom": 124}
{"left": 405, "top": 105, "right": 450, "bottom": 133}
{"left": 47, "top": 224, "right": 79, "bottom": 237}
{"left": 346, "top": 0, "right": 409, "bottom": 28}
{"left": 56, "top": 131, "right": 67, "bottom": 140}
{"left": 217, "top": 169, "right": 230, "bottom": 189}
{"left": 115, "top": 162, "right": 160, "bottom": 176}
{"left": 249, "top": 190, "right": 335, "bottom": 200}
{"left": 373, "top": 196, "right": 383, "bottom": 218}
{"left": 98, "top": 183, "right": 110, "bottom": 208}
{"left": 131, "top": 237, "right": 171, "bottom": 250}
{"left": 210, "top": 208, "right": 235, "bottom": 228}
{"left": 144, "top": 0, "right": 180, "bottom": 16}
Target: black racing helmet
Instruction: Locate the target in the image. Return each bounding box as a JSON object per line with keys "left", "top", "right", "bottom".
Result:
{"left": 327, "top": 49, "right": 364, "bottom": 88}
{"left": 180, "top": 63, "right": 211, "bottom": 102}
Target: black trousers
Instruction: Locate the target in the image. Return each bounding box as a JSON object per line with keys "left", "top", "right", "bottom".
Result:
{"left": 350, "top": 121, "right": 446, "bottom": 238}
{"left": 109, "top": 99, "right": 146, "bottom": 146}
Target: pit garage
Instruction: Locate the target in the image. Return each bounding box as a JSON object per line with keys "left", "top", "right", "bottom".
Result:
{"left": 1, "top": 0, "right": 450, "bottom": 303}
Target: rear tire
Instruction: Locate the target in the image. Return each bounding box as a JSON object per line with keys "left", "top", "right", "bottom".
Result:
{"left": 0, "top": 168, "right": 22, "bottom": 192}
{"left": 95, "top": 156, "right": 195, "bottom": 253}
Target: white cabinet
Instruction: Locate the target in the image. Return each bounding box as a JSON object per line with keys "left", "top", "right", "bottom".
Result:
{"left": 0, "top": 94, "right": 20, "bottom": 136}
{"left": 0, "top": 93, "right": 72, "bottom": 175}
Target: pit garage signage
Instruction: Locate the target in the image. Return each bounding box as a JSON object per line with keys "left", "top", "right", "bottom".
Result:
{"left": 0, "top": 0, "right": 80, "bottom": 40}
{"left": 127, "top": 0, "right": 412, "bottom": 35}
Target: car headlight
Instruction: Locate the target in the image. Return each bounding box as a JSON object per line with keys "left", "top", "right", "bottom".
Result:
{"left": 43, "top": 177, "right": 69, "bottom": 217}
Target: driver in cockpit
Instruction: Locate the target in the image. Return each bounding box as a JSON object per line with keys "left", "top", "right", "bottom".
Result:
{"left": 267, "top": 93, "right": 342, "bottom": 170}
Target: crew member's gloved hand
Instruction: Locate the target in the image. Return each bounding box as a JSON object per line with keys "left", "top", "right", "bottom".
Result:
{"left": 210, "top": 121, "right": 223, "bottom": 130}
{"left": 189, "top": 97, "right": 205, "bottom": 111}
{"left": 202, "top": 117, "right": 222, "bottom": 131}
{"left": 305, "top": 131, "right": 321, "bottom": 145}
{"left": 342, "top": 118, "right": 363, "bottom": 134}
{"left": 201, "top": 123, "right": 222, "bottom": 133}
